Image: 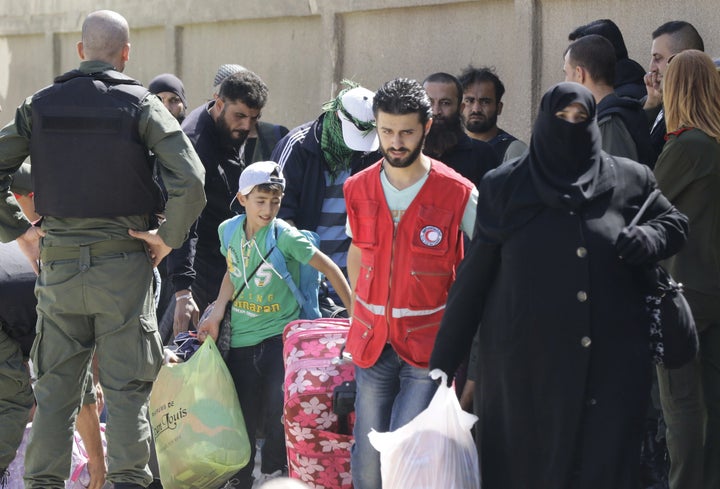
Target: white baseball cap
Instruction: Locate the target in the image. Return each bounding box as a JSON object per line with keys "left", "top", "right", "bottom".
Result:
{"left": 237, "top": 161, "right": 286, "bottom": 196}
{"left": 337, "top": 87, "right": 379, "bottom": 152}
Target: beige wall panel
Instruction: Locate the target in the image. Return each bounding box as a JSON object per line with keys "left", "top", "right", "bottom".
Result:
{"left": 180, "top": 16, "right": 323, "bottom": 129}
{"left": 129, "top": 27, "right": 169, "bottom": 87}
{"left": 342, "top": 2, "right": 530, "bottom": 142}
{"left": 2, "top": 0, "right": 720, "bottom": 139}
{"left": 0, "top": 34, "right": 50, "bottom": 125}
{"left": 47, "top": 28, "right": 168, "bottom": 90}
{"left": 57, "top": 32, "right": 80, "bottom": 76}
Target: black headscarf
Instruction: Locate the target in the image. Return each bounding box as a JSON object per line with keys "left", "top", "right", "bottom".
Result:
{"left": 528, "top": 82, "right": 613, "bottom": 210}
{"left": 474, "top": 83, "right": 616, "bottom": 243}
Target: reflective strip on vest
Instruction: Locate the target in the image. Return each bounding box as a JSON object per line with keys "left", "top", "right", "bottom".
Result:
{"left": 391, "top": 304, "right": 445, "bottom": 318}
{"left": 356, "top": 297, "right": 386, "bottom": 316}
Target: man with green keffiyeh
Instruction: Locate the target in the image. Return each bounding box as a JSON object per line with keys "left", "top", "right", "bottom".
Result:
{"left": 320, "top": 81, "right": 378, "bottom": 183}
{"left": 271, "top": 81, "right": 381, "bottom": 302}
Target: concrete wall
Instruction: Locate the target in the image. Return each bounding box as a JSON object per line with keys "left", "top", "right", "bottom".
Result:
{"left": 1, "top": 0, "right": 719, "bottom": 142}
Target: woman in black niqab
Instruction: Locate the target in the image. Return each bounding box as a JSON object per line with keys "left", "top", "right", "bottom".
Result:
{"left": 528, "top": 82, "right": 614, "bottom": 211}
{"left": 468, "top": 82, "right": 617, "bottom": 244}
{"left": 430, "top": 83, "right": 690, "bottom": 489}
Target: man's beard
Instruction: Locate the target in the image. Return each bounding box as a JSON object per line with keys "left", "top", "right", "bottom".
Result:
{"left": 423, "top": 112, "right": 464, "bottom": 158}
{"left": 464, "top": 110, "right": 498, "bottom": 135}
{"left": 215, "top": 111, "right": 249, "bottom": 147}
{"left": 381, "top": 132, "right": 426, "bottom": 169}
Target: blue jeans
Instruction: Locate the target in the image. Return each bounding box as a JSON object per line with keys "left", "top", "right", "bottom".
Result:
{"left": 225, "top": 335, "right": 287, "bottom": 489}
{"left": 351, "top": 344, "right": 438, "bottom": 489}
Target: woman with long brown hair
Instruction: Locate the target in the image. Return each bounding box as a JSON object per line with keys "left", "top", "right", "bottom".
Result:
{"left": 654, "top": 49, "right": 720, "bottom": 489}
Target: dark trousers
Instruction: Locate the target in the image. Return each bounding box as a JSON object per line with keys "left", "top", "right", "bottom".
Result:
{"left": 657, "top": 323, "right": 720, "bottom": 489}
{"left": 158, "top": 250, "right": 224, "bottom": 344}
{"left": 192, "top": 249, "right": 225, "bottom": 316}
{"left": 226, "top": 335, "right": 287, "bottom": 489}
{"left": 702, "top": 325, "right": 720, "bottom": 489}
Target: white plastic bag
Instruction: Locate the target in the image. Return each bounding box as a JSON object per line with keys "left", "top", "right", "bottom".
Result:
{"left": 368, "top": 369, "right": 480, "bottom": 489}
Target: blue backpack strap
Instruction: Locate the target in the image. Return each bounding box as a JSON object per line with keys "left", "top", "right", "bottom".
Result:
{"left": 266, "top": 219, "right": 322, "bottom": 319}
{"left": 266, "top": 220, "right": 306, "bottom": 308}
{"left": 221, "top": 215, "right": 244, "bottom": 249}
{"left": 220, "top": 216, "right": 246, "bottom": 302}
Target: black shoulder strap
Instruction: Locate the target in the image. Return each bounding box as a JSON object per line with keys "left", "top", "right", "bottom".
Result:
{"left": 630, "top": 189, "right": 662, "bottom": 227}
{"left": 229, "top": 246, "right": 275, "bottom": 303}
{"left": 54, "top": 69, "right": 143, "bottom": 86}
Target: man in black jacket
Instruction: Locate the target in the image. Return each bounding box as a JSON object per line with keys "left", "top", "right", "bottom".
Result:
{"left": 166, "top": 71, "right": 288, "bottom": 336}
{"left": 568, "top": 19, "right": 648, "bottom": 101}
{"left": 564, "top": 34, "right": 653, "bottom": 167}
{"left": 422, "top": 73, "right": 499, "bottom": 188}
{"left": 458, "top": 66, "right": 528, "bottom": 163}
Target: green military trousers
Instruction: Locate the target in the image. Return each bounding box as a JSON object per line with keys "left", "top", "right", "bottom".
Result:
{"left": 24, "top": 244, "right": 162, "bottom": 489}
{"left": 0, "top": 328, "right": 34, "bottom": 471}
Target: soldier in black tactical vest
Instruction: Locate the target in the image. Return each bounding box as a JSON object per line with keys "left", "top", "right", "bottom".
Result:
{"left": 0, "top": 10, "right": 206, "bottom": 489}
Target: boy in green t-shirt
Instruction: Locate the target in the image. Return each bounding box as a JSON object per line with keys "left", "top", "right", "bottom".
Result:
{"left": 198, "top": 160, "right": 351, "bottom": 489}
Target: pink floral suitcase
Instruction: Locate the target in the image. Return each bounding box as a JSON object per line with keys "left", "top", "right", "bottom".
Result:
{"left": 283, "top": 318, "right": 355, "bottom": 489}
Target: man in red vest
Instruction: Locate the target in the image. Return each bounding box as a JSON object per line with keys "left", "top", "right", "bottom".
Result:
{"left": 344, "top": 77, "right": 478, "bottom": 489}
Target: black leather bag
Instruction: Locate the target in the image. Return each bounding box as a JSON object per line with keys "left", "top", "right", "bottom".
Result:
{"left": 631, "top": 189, "right": 698, "bottom": 369}
{"left": 645, "top": 267, "right": 698, "bottom": 368}
{"left": 332, "top": 380, "right": 356, "bottom": 436}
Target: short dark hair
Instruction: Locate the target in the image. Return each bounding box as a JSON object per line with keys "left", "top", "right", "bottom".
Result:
{"left": 458, "top": 66, "right": 506, "bottom": 102}
{"left": 218, "top": 70, "right": 268, "bottom": 109}
{"left": 566, "top": 34, "right": 617, "bottom": 86}
{"left": 373, "top": 78, "right": 432, "bottom": 125}
{"left": 652, "top": 21, "right": 704, "bottom": 53}
{"left": 252, "top": 182, "right": 284, "bottom": 195}
{"left": 568, "top": 19, "right": 628, "bottom": 60}
{"left": 422, "top": 72, "right": 463, "bottom": 105}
